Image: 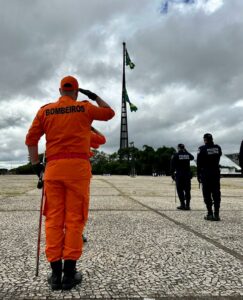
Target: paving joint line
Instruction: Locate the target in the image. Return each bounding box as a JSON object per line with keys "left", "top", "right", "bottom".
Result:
{"left": 100, "top": 179, "right": 243, "bottom": 263}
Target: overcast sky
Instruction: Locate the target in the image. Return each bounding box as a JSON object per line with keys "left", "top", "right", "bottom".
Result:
{"left": 1, "top": 0, "right": 243, "bottom": 168}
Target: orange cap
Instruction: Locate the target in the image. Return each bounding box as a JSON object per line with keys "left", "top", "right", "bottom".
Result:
{"left": 60, "top": 76, "right": 79, "bottom": 91}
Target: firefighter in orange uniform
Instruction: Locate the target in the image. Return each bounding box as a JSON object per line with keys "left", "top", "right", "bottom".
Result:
{"left": 25, "top": 76, "right": 115, "bottom": 290}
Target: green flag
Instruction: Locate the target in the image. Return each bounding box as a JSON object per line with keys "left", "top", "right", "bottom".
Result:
{"left": 124, "top": 89, "right": 137, "bottom": 112}
{"left": 125, "top": 49, "right": 135, "bottom": 69}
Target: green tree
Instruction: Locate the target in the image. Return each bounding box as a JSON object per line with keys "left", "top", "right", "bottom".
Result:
{"left": 156, "top": 146, "right": 175, "bottom": 175}
{"left": 12, "top": 146, "right": 179, "bottom": 176}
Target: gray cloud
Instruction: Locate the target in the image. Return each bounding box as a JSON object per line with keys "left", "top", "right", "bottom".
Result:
{"left": 1, "top": 0, "right": 243, "bottom": 167}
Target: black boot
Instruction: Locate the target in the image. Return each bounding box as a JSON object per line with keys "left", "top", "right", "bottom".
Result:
{"left": 185, "top": 200, "right": 191, "bottom": 210}
{"left": 47, "top": 260, "right": 62, "bottom": 290}
{"left": 213, "top": 212, "right": 221, "bottom": 221}
{"left": 177, "top": 201, "right": 186, "bottom": 210}
{"left": 62, "top": 260, "right": 82, "bottom": 290}
{"left": 177, "top": 205, "right": 186, "bottom": 210}
{"left": 204, "top": 212, "right": 214, "bottom": 221}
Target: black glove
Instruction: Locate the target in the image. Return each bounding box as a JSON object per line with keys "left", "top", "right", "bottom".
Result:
{"left": 79, "top": 88, "right": 97, "bottom": 101}
{"left": 32, "top": 162, "right": 45, "bottom": 178}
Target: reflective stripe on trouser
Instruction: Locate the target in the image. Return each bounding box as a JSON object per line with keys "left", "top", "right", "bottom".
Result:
{"left": 43, "top": 179, "right": 90, "bottom": 262}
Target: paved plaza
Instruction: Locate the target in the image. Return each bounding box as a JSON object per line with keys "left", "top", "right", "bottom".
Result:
{"left": 0, "top": 175, "right": 242, "bottom": 299}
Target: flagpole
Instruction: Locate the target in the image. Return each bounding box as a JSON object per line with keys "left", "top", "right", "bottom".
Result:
{"left": 122, "top": 42, "right": 126, "bottom": 93}
{"left": 120, "top": 42, "right": 129, "bottom": 151}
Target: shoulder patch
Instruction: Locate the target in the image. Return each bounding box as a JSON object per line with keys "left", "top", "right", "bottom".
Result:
{"left": 207, "top": 147, "right": 220, "bottom": 155}
{"left": 179, "top": 154, "right": 190, "bottom": 160}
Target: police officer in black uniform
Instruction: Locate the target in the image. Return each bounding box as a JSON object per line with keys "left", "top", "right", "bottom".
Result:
{"left": 197, "top": 133, "right": 222, "bottom": 221}
{"left": 171, "top": 144, "right": 194, "bottom": 210}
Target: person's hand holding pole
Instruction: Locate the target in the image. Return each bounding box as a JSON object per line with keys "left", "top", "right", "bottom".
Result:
{"left": 28, "top": 145, "right": 45, "bottom": 188}
{"left": 37, "top": 172, "right": 44, "bottom": 189}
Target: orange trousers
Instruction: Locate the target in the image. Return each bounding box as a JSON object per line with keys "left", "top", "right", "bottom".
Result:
{"left": 44, "top": 179, "right": 90, "bottom": 262}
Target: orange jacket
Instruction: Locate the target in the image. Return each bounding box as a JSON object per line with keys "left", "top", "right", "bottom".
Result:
{"left": 26, "top": 96, "right": 114, "bottom": 180}
{"left": 25, "top": 96, "right": 114, "bottom": 158}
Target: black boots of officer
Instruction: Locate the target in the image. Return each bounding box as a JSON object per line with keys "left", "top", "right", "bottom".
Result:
{"left": 48, "top": 259, "right": 82, "bottom": 290}
{"left": 204, "top": 204, "right": 214, "bottom": 221}
{"left": 177, "top": 203, "right": 185, "bottom": 210}
{"left": 204, "top": 213, "right": 220, "bottom": 221}
{"left": 214, "top": 203, "right": 221, "bottom": 221}
{"left": 204, "top": 212, "right": 214, "bottom": 221}
{"left": 204, "top": 207, "right": 220, "bottom": 221}
{"left": 185, "top": 199, "right": 190, "bottom": 210}
{"left": 213, "top": 214, "right": 220, "bottom": 221}
{"left": 177, "top": 199, "right": 190, "bottom": 210}
{"left": 213, "top": 209, "right": 221, "bottom": 221}
{"left": 62, "top": 260, "right": 82, "bottom": 290}
{"left": 48, "top": 260, "right": 62, "bottom": 290}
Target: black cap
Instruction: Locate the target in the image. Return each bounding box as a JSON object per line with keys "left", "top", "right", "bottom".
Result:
{"left": 177, "top": 143, "right": 185, "bottom": 149}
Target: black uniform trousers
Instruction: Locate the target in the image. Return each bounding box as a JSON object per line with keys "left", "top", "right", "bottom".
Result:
{"left": 201, "top": 174, "right": 221, "bottom": 215}
{"left": 176, "top": 174, "right": 191, "bottom": 206}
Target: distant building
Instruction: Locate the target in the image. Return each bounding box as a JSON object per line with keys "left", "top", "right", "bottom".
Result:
{"left": 219, "top": 154, "right": 241, "bottom": 175}
{"left": 225, "top": 153, "right": 239, "bottom": 166}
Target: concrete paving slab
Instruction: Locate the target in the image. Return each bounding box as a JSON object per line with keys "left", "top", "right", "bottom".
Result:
{"left": 89, "top": 195, "right": 145, "bottom": 211}
{"left": 0, "top": 175, "right": 36, "bottom": 201}
{"left": 161, "top": 210, "right": 243, "bottom": 256}
{"left": 0, "top": 175, "right": 242, "bottom": 299}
